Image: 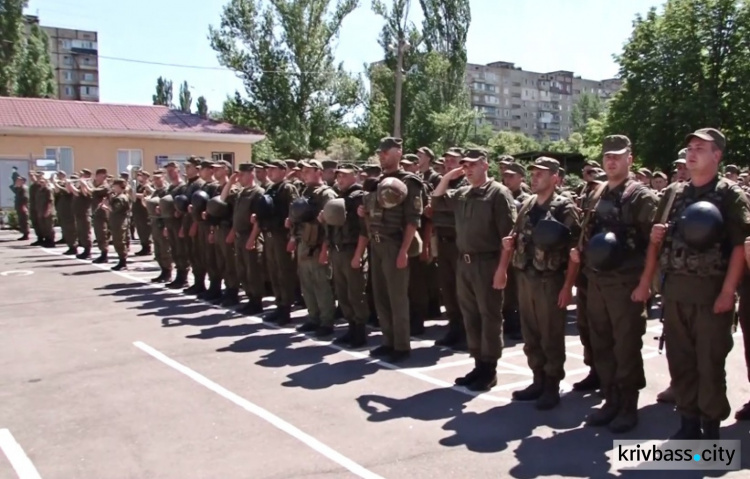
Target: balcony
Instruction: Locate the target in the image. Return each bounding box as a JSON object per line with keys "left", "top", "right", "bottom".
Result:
{"left": 71, "top": 47, "right": 98, "bottom": 55}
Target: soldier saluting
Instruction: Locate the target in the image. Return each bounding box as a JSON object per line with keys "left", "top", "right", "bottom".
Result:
{"left": 638, "top": 128, "right": 750, "bottom": 440}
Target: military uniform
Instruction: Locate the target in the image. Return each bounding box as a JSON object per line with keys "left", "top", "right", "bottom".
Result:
{"left": 213, "top": 180, "right": 241, "bottom": 306}
{"left": 28, "top": 179, "right": 41, "bottom": 244}
{"left": 181, "top": 163, "right": 207, "bottom": 294}
{"left": 108, "top": 183, "right": 131, "bottom": 270}
{"left": 91, "top": 180, "right": 111, "bottom": 262}
{"left": 132, "top": 182, "right": 152, "bottom": 255}
{"left": 72, "top": 179, "right": 93, "bottom": 259}
{"left": 232, "top": 165, "right": 266, "bottom": 314}
{"left": 53, "top": 179, "right": 76, "bottom": 253}
{"left": 13, "top": 182, "right": 30, "bottom": 239}
{"left": 502, "top": 162, "right": 531, "bottom": 340}
{"left": 164, "top": 179, "right": 190, "bottom": 289}
{"left": 196, "top": 165, "right": 222, "bottom": 301}
{"left": 407, "top": 158, "right": 433, "bottom": 335}
{"left": 147, "top": 181, "right": 172, "bottom": 282}
{"left": 36, "top": 181, "right": 55, "bottom": 246}
{"left": 418, "top": 161, "right": 443, "bottom": 321}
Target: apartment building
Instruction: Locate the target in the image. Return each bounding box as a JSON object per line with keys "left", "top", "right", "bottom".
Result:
{"left": 466, "top": 61, "right": 622, "bottom": 141}
{"left": 25, "top": 15, "right": 100, "bottom": 102}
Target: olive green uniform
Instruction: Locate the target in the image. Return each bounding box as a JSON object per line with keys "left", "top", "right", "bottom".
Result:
{"left": 198, "top": 181, "right": 221, "bottom": 293}
{"left": 36, "top": 184, "right": 55, "bottom": 243}
{"left": 54, "top": 183, "right": 76, "bottom": 249}
{"left": 233, "top": 184, "right": 266, "bottom": 306}
{"left": 91, "top": 182, "right": 111, "bottom": 255}
{"left": 261, "top": 180, "right": 299, "bottom": 314}
{"left": 14, "top": 184, "right": 30, "bottom": 237}
{"left": 416, "top": 168, "right": 442, "bottom": 319}
{"left": 72, "top": 185, "right": 93, "bottom": 252}
{"left": 294, "top": 184, "right": 338, "bottom": 327}
{"left": 108, "top": 193, "right": 131, "bottom": 259}
{"left": 583, "top": 178, "right": 657, "bottom": 426}
{"left": 149, "top": 187, "right": 172, "bottom": 273}
{"left": 182, "top": 176, "right": 206, "bottom": 287}
{"left": 434, "top": 180, "right": 516, "bottom": 362}
{"left": 165, "top": 183, "right": 189, "bottom": 275}
{"left": 364, "top": 170, "right": 424, "bottom": 352}
{"left": 132, "top": 184, "right": 151, "bottom": 252}
{"left": 658, "top": 176, "right": 750, "bottom": 431}
{"left": 28, "top": 182, "right": 41, "bottom": 241}
{"left": 215, "top": 183, "right": 241, "bottom": 295}
{"left": 504, "top": 188, "right": 531, "bottom": 337}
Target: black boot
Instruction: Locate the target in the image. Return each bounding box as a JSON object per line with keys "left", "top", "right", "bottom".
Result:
{"left": 296, "top": 318, "right": 320, "bottom": 333}
{"left": 76, "top": 248, "right": 91, "bottom": 260}
{"left": 348, "top": 323, "right": 368, "bottom": 348}
{"left": 92, "top": 253, "right": 108, "bottom": 264}
{"left": 435, "top": 319, "right": 464, "bottom": 347}
{"left": 30, "top": 239, "right": 41, "bottom": 246}
{"left": 135, "top": 246, "right": 151, "bottom": 256}
{"left": 42, "top": 239, "right": 56, "bottom": 248}
{"left": 536, "top": 377, "right": 561, "bottom": 410}
{"left": 573, "top": 369, "right": 600, "bottom": 392}
{"left": 166, "top": 270, "right": 189, "bottom": 289}
{"left": 333, "top": 322, "right": 354, "bottom": 345}
{"left": 151, "top": 268, "right": 169, "bottom": 283}
{"left": 671, "top": 415, "right": 702, "bottom": 440}
{"left": 467, "top": 360, "right": 498, "bottom": 392}
{"left": 111, "top": 257, "right": 127, "bottom": 271}
{"left": 272, "top": 306, "right": 292, "bottom": 325}
{"left": 240, "top": 298, "right": 264, "bottom": 315}
{"left": 63, "top": 246, "right": 77, "bottom": 256}
{"left": 586, "top": 387, "right": 620, "bottom": 427}
{"left": 220, "top": 288, "right": 240, "bottom": 307}
{"left": 18, "top": 234, "right": 29, "bottom": 241}
{"left": 185, "top": 277, "right": 206, "bottom": 296}
{"left": 410, "top": 315, "right": 425, "bottom": 336}
{"left": 701, "top": 418, "right": 721, "bottom": 440}
{"left": 512, "top": 372, "right": 545, "bottom": 401}
{"left": 201, "top": 281, "right": 223, "bottom": 301}
{"left": 609, "top": 390, "right": 639, "bottom": 433}
{"left": 455, "top": 359, "right": 482, "bottom": 386}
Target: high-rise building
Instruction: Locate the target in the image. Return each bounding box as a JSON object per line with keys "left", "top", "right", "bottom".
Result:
{"left": 466, "top": 61, "right": 621, "bottom": 141}
{"left": 25, "top": 15, "right": 100, "bottom": 102}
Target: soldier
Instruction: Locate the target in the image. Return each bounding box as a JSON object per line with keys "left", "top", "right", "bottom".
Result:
{"left": 35, "top": 175, "right": 55, "bottom": 247}
{"left": 51, "top": 171, "right": 77, "bottom": 255}
{"left": 651, "top": 171, "right": 668, "bottom": 192}
{"left": 321, "top": 159, "right": 338, "bottom": 188}
{"left": 104, "top": 179, "right": 131, "bottom": 270}
{"left": 85, "top": 168, "right": 111, "bottom": 263}
{"left": 359, "top": 137, "right": 424, "bottom": 362}
{"left": 28, "top": 173, "right": 42, "bottom": 245}
{"left": 260, "top": 160, "right": 300, "bottom": 325}
{"left": 12, "top": 176, "right": 30, "bottom": 240}
{"left": 432, "top": 147, "right": 516, "bottom": 391}
{"left": 147, "top": 171, "right": 173, "bottom": 283}
{"left": 209, "top": 161, "right": 240, "bottom": 306}
{"left": 432, "top": 149, "right": 468, "bottom": 348}
{"left": 641, "top": 128, "right": 750, "bottom": 439}
{"left": 569, "top": 135, "right": 658, "bottom": 434}
{"left": 132, "top": 170, "right": 152, "bottom": 256}
{"left": 256, "top": 162, "right": 272, "bottom": 189}
{"left": 69, "top": 169, "right": 94, "bottom": 259}
{"left": 502, "top": 157, "right": 581, "bottom": 409}
{"left": 362, "top": 162, "right": 382, "bottom": 326}
{"left": 324, "top": 163, "right": 370, "bottom": 347}
{"left": 224, "top": 163, "right": 266, "bottom": 314}
{"left": 635, "top": 168, "right": 652, "bottom": 186}
{"left": 163, "top": 162, "right": 190, "bottom": 289}
{"left": 739, "top": 239, "right": 750, "bottom": 420}
{"left": 181, "top": 157, "right": 207, "bottom": 295}
{"left": 194, "top": 160, "right": 223, "bottom": 301}
{"left": 416, "top": 146, "right": 443, "bottom": 320}
{"left": 724, "top": 164, "right": 740, "bottom": 182}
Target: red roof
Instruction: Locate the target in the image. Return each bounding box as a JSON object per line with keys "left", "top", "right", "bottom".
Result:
{"left": 0, "top": 97, "right": 264, "bottom": 136}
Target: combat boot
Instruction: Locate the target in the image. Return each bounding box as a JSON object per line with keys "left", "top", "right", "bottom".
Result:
{"left": 92, "top": 253, "right": 108, "bottom": 264}
{"left": 671, "top": 416, "right": 701, "bottom": 440}
{"left": 240, "top": 298, "right": 264, "bottom": 315}
{"left": 314, "top": 325, "right": 335, "bottom": 338}
{"left": 573, "top": 369, "right": 600, "bottom": 392}
{"left": 111, "top": 258, "right": 127, "bottom": 271}
{"left": 536, "top": 377, "right": 561, "bottom": 410}
{"left": 76, "top": 248, "right": 91, "bottom": 260}
{"left": 201, "top": 281, "right": 223, "bottom": 302}
{"left": 42, "top": 239, "right": 56, "bottom": 248}
{"left": 296, "top": 318, "right": 320, "bottom": 333}
{"left": 512, "top": 372, "right": 545, "bottom": 401}
{"left": 608, "top": 391, "right": 639, "bottom": 433}
{"left": 701, "top": 418, "right": 721, "bottom": 440}
{"left": 135, "top": 246, "right": 151, "bottom": 256}
{"left": 273, "top": 306, "right": 292, "bottom": 326}
{"left": 185, "top": 278, "right": 206, "bottom": 296}
{"left": 30, "top": 239, "right": 41, "bottom": 246}
{"left": 455, "top": 359, "right": 482, "bottom": 387}
{"left": 63, "top": 246, "right": 77, "bottom": 256}
{"left": 348, "top": 323, "right": 368, "bottom": 348}
{"left": 435, "top": 320, "right": 464, "bottom": 347}
{"left": 18, "top": 234, "right": 29, "bottom": 241}
{"left": 220, "top": 288, "right": 239, "bottom": 307}
{"left": 333, "top": 322, "right": 354, "bottom": 345}
{"left": 586, "top": 387, "right": 620, "bottom": 426}
{"left": 467, "top": 360, "right": 498, "bottom": 392}
{"left": 166, "top": 270, "right": 189, "bottom": 289}
{"left": 656, "top": 385, "right": 675, "bottom": 404}
{"left": 151, "top": 268, "right": 168, "bottom": 283}
{"left": 410, "top": 315, "right": 425, "bottom": 336}
{"left": 734, "top": 400, "right": 750, "bottom": 420}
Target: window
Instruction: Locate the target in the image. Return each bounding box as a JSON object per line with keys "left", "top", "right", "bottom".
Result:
{"left": 45, "top": 147, "right": 74, "bottom": 174}
{"left": 63, "top": 56, "right": 72, "bottom": 65}
{"left": 83, "top": 73, "right": 95, "bottom": 81}
{"left": 80, "top": 86, "right": 98, "bottom": 96}
{"left": 503, "top": 121, "right": 509, "bottom": 127}
{"left": 117, "top": 150, "right": 143, "bottom": 174}
{"left": 61, "top": 39, "right": 71, "bottom": 49}
{"left": 64, "top": 87, "right": 73, "bottom": 96}
{"left": 63, "top": 71, "right": 73, "bottom": 81}
{"left": 155, "top": 155, "right": 190, "bottom": 170}
{"left": 211, "top": 152, "right": 235, "bottom": 165}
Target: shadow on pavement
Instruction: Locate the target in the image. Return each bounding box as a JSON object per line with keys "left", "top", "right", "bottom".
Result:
{"left": 63, "top": 269, "right": 110, "bottom": 276}
{"left": 282, "top": 358, "right": 381, "bottom": 390}
{"left": 161, "top": 312, "right": 238, "bottom": 328}
{"left": 217, "top": 331, "right": 307, "bottom": 355}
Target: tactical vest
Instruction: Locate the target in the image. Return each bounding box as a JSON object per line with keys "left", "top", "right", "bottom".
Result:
{"left": 328, "top": 185, "right": 365, "bottom": 248}
{"left": 586, "top": 180, "right": 646, "bottom": 260}
{"left": 366, "top": 170, "right": 424, "bottom": 238}
{"left": 512, "top": 194, "right": 570, "bottom": 272}
{"left": 299, "top": 184, "right": 332, "bottom": 247}
{"left": 659, "top": 178, "right": 732, "bottom": 277}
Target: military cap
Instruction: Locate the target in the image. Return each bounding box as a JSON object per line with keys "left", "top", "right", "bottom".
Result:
{"left": 559, "top": 167, "right": 566, "bottom": 177}
{"left": 677, "top": 148, "right": 687, "bottom": 159}
{"left": 363, "top": 163, "right": 382, "bottom": 174}
{"left": 218, "top": 160, "right": 232, "bottom": 169}
{"left": 497, "top": 154, "right": 515, "bottom": 166}
{"left": 106, "top": 174, "right": 114, "bottom": 180}
{"left": 584, "top": 159, "right": 601, "bottom": 168}
{"left": 377, "top": 137, "right": 403, "bottom": 152}
{"left": 400, "top": 153, "right": 419, "bottom": 165}
{"left": 637, "top": 167, "right": 652, "bottom": 178}
{"left": 531, "top": 157, "right": 560, "bottom": 173}
{"left": 434, "top": 158, "right": 445, "bottom": 165}
{"left": 601, "top": 135, "right": 631, "bottom": 155}
{"left": 653, "top": 171, "right": 667, "bottom": 180}
{"left": 95, "top": 168, "right": 108, "bottom": 175}
{"left": 138, "top": 170, "right": 151, "bottom": 178}
{"left": 503, "top": 163, "right": 526, "bottom": 176}
{"left": 152, "top": 170, "right": 164, "bottom": 177}
{"left": 112, "top": 178, "right": 127, "bottom": 188}
{"left": 186, "top": 156, "right": 201, "bottom": 166}
{"left": 165, "top": 161, "right": 179, "bottom": 168}
{"left": 299, "top": 159, "right": 323, "bottom": 170}
{"left": 725, "top": 164, "right": 740, "bottom": 174}
{"left": 238, "top": 162, "right": 256, "bottom": 172}
{"left": 69, "top": 174, "right": 79, "bottom": 180}
{"left": 120, "top": 171, "right": 130, "bottom": 177}
{"left": 673, "top": 158, "right": 687, "bottom": 165}
{"left": 320, "top": 159, "right": 338, "bottom": 169}
{"left": 200, "top": 159, "right": 215, "bottom": 169}
{"left": 444, "top": 148, "right": 462, "bottom": 158}
{"left": 80, "top": 168, "right": 92, "bottom": 175}
{"left": 255, "top": 161, "right": 268, "bottom": 169}
{"left": 417, "top": 146, "right": 435, "bottom": 160}
{"left": 460, "top": 147, "right": 488, "bottom": 162}
{"left": 335, "top": 163, "right": 359, "bottom": 174}
{"left": 267, "top": 160, "right": 288, "bottom": 170}
{"left": 685, "top": 127, "right": 726, "bottom": 152}
{"left": 284, "top": 159, "right": 298, "bottom": 169}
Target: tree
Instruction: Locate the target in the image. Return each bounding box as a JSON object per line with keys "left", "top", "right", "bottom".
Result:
{"left": 196, "top": 96, "right": 208, "bottom": 118}
{"left": 570, "top": 92, "right": 605, "bottom": 133}
{"left": 15, "top": 24, "right": 55, "bottom": 98}
{"left": 0, "top": 0, "right": 27, "bottom": 96}
{"left": 153, "top": 76, "right": 173, "bottom": 107}
{"left": 178, "top": 81, "right": 192, "bottom": 113}
{"left": 326, "top": 136, "right": 368, "bottom": 163}
{"left": 209, "top": 0, "right": 364, "bottom": 159}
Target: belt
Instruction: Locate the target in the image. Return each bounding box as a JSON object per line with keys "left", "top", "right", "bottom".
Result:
{"left": 459, "top": 252, "right": 499, "bottom": 264}
{"left": 330, "top": 243, "right": 357, "bottom": 251}
{"left": 370, "top": 232, "right": 399, "bottom": 243}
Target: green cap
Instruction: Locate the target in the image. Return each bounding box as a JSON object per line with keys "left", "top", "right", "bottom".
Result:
{"left": 530, "top": 156, "right": 560, "bottom": 173}
{"left": 685, "top": 128, "right": 726, "bottom": 152}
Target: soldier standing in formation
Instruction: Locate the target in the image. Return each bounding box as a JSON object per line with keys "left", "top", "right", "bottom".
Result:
{"left": 208, "top": 162, "right": 240, "bottom": 307}
{"left": 35, "top": 175, "right": 55, "bottom": 247}
{"left": 104, "top": 179, "right": 132, "bottom": 271}
{"left": 87, "top": 168, "right": 111, "bottom": 263}
{"left": 163, "top": 162, "right": 189, "bottom": 289}
{"left": 147, "top": 171, "right": 173, "bottom": 283}
{"left": 12, "top": 175, "right": 30, "bottom": 241}
{"left": 51, "top": 171, "right": 77, "bottom": 255}
{"left": 132, "top": 170, "right": 152, "bottom": 256}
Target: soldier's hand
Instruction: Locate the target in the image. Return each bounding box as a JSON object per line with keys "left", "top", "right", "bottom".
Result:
{"left": 250, "top": 214, "right": 257, "bottom": 225}
{"left": 201, "top": 211, "right": 207, "bottom": 220}
{"left": 317, "top": 211, "right": 325, "bottom": 224}
{"left": 557, "top": 286, "right": 573, "bottom": 309}
{"left": 420, "top": 244, "right": 430, "bottom": 263}
{"left": 569, "top": 248, "right": 581, "bottom": 264}
{"left": 318, "top": 248, "right": 328, "bottom": 265}
{"left": 744, "top": 238, "right": 750, "bottom": 268}
{"left": 357, "top": 205, "right": 366, "bottom": 218}
{"left": 650, "top": 224, "right": 667, "bottom": 245}
{"left": 155, "top": 205, "right": 161, "bottom": 214}
{"left": 226, "top": 230, "right": 235, "bottom": 244}
{"left": 286, "top": 238, "right": 296, "bottom": 253}
{"left": 179, "top": 227, "right": 185, "bottom": 238}
{"left": 396, "top": 249, "right": 408, "bottom": 269}
{"left": 423, "top": 204, "right": 433, "bottom": 219}
{"left": 446, "top": 167, "right": 463, "bottom": 179}
{"left": 163, "top": 228, "right": 168, "bottom": 239}
{"left": 189, "top": 222, "right": 198, "bottom": 237}
{"left": 492, "top": 267, "right": 507, "bottom": 290}
{"left": 230, "top": 172, "right": 240, "bottom": 183}
{"left": 350, "top": 255, "right": 362, "bottom": 269}
{"left": 631, "top": 281, "right": 651, "bottom": 303}
{"left": 502, "top": 235, "right": 515, "bottom": 251}
{"left": 245, "top": 236, "right": 256, "bottom": 250}
{"left": 284, "top": 217, "right": 291, "bottom": 229}
{"left": 713, "top": 290, "right": 736, "bottom": 314}
{"left": 188, "top": 204, "right": 193, "bottom": 213}
{"left": 208, "top": 231, "right": 215, "bottom": 244}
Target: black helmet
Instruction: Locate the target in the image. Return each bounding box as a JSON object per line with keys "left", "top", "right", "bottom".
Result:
{"left": 677, "top": 200, "right": 723, "bottom": 250}
{"left": 585, "top": 231, "right": 623, "bottom": 272}
{"left": 206, "top": 196, "right": 230, "bottom": 220}
{"left": 289, "top": 197, "right": 316, "bottom": 223}
{"left": 173, "top": 194, "right": 190, "bottom": 213}
{"left": 145, "top": 196, "right": 160, "bottom": 217}
{"left": 191, "top": 190, "right": 211, "bottom": 214}
{"left": 532, "top": 219, "right": 571, "bottom": 251}
{"left": 159, "top": 195, "right": 175, "bottom": 218}
{"left": 255, "top": 194, "right": 275, "bottom": 219}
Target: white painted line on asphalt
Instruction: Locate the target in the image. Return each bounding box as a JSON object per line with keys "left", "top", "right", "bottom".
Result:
{"left": 134, "top": 341, "right": 384, "bottom": 479}
{"left": 0, "top": 270, "right": 33, "bottom": 277}
{"left": 0, "top": 429, "right": 42, "bottom": 479}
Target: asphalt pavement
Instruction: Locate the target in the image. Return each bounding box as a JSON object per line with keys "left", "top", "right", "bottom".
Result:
{"left": 0, "top": 228, "right": 749, "bottom": 479}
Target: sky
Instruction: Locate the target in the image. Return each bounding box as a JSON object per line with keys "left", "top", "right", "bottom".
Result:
{"left": 25, "top": 0, "right": 664, "bottom": 113}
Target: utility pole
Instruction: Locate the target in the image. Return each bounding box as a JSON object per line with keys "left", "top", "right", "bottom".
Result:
{"left": 393, "top": 38, "right": 409, "bottom": 138}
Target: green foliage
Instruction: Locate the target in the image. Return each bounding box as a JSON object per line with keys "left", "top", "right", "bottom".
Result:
{"left": 153, "top": 76, "right": 173, "bottom": 107}
{"left": 251, "top": 138, "right": 279, "bottom": 163}
{"left": 196, "top": 96, "right": 209, "bottom": 118}
{"left": 326, "top": 136, "right": 368, "bottom": 163}
{"left": 178, "top": 81, "right": 193, "bottom": 113}
{"left": 571, "top": 92, "right": 606, "bottom": 133}
{"left": 15, "top": 24, "right": 55, "bottom": 98}
{"left": 0, "top": 0, "right": 27, "bottom": 96}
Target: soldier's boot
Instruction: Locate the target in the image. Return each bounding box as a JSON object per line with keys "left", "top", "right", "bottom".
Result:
{"left": 536, "top": 377, "right": 561, "bottom": 410}
{"left": 608, "top": 391, "right": 639, "bottom": 433}
{"left": 30, "top": 239, "right": 41, "bottom": 246}
{"left": 151, "top": 268, "right": 168, "bottom": 283}
{"left": 435, "top": 319, "right": 464, "bottom": 347}
{"left": 111, "top": 257, "right": 127, "bottom": 271}
{"left": 701, "top": 418, "right": 721, "bottom": 440}
{"left": 573, "top": 369, "right": 600, "bottom": 392}
{"left": 348, "top": 323, "right": 368, "bottom": 348}
{"left": 734, "top": 400, "right": 750, "bottom": 420}
{"left": 512, "top": 372, "right": 545, "bottom": 401}
{"left": 314, "top": 324, "right": 335, "bottom": 338}
{"left": 42, "top": 238, "right": 56, "bottom": 248}
{"left": 410, "top": 315, "right": 425, "bottom": 336}
{"left": 135, "top": 246, "right": 151, "bottom": 257}
{"left": 92, "top": 253, "right": 108, "bottom": 264}
{"left": 467, "top": 360, "right": 498, "bottom": 392}
{"left": 333, "top": 322, "right": 354, "bottom": 345}
{"left": 220, "top": 288, "right": 240, "bottom": 307}
{"left": 63, "top": 246, "right": 77, "bottom": 256}
{"left": 586, "top": 387, "right": 620, "bottom": 427}
{"left": 240, "top": 298, "right": 264, "bottom": 315}
{"left": 296, "top": 317, "right": 320, "bottom": 333}
{"left": 201, "top": 281, "right": 223, "bottom": 301}
{"left": 184, "top": 276, "right": 206, "bottom": 295}
{"left": 369, "top": 344, "right": 393, "bottom": 358}
{"left": 671, "top": 416, "right": 702, "bottom": 440}
{"left": 454, "top": 359, "right": 482, "bottom": 387}
{"left": 656, "top": 385, "right": 675, "bottom": 404}
{"left": 166, "top": 270, "right": 189, "bottom": 289}
{"left": 274, "top": 306, "right": 292, "bottom": 326}
{"left": 55, "top": 238, "right": 66, "bottom": 245}
{"left": 76, "top": 248, "right": 91, "bottom": 260}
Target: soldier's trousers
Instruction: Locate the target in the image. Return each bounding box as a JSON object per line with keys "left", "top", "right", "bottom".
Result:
{"left": 75, "top": 211, "right": 92, "bottom": 249}
{"left": 29, "top": 207, "right": 40, "bottom": 238}
{"left": 93, "top": 214, "right": 109, "bottom": 253}
{"left": 235, "top": 232, "right": 265, "bottom": 301}
{"left": 738, "top": 277, "right": 750, "bottom": 382}
{"left": 134, "top": 214, "right": 151, "bottom": 248}
{"left": 264, "top": 231, "right": 296, "bottom": 308}
{"left": 664, "top": 299, "right": 734, "bottom": 421}
{"left": 437, "top": 238, "right": 462, "bottom": 323}
{"left": 575, "top": 273, "right": 593, "bottom": 367}
{"left": 587, "top": 278, "right": 646, "bottom": 394}
{"left": 456, "top": 253, "right": 504, "bottom": 362}
{"left": 188, "top": 223, "right": 206, "bottom": 282}
{"left": 166, "top": 220, "right": 189, "bottom": 272}
{"left": 110, "top": 220, "right": 128, "bottom": 259}
{"left": 370, "top": 239, "right": 411, "bottom": 351}
{"left": 365, "top": 246, "right": 376, "bottom": 317}
{"left": 517, "top": 270, "right": 567, "bottom": 380}
{"left": 198, "top": 222, "right": 219, "bottom": 282}
{"left": 297, "top": 245, "right": 336, "bottom": 326}
{"left": 16, "top": 208, "right": 29, "bottom": 236}
{"left": 38, "top": 213, "right": 54, "bottom": 242}
{"left": 59, "top": 212, "right": 76, "bottom": 248}
{"left": 408, "top": 256, "right": 431, "bottom": 321}
{"left": 151, "top": 220, "right": 172, "bottom": 271}
{"left": 216, "top": 226, "right": 239, "bottom": 289}
{"left": 330, "top": 246, "right": 369, "bottom": 325}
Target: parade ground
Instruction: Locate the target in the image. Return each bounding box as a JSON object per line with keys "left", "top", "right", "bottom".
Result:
{"left": 1, "top": 229, "right": 749, "bottom": 479}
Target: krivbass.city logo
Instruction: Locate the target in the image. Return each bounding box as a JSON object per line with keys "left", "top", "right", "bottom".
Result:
{"left": 612, "top": 440, "right": 741, "bottom": 471}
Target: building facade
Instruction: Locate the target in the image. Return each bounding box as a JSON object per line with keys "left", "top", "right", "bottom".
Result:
{"left": 25, "top": 15, "right": 100, "bottom": 102}
{"left": 466, "top": 61, "right": 622, "bottom": 141}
